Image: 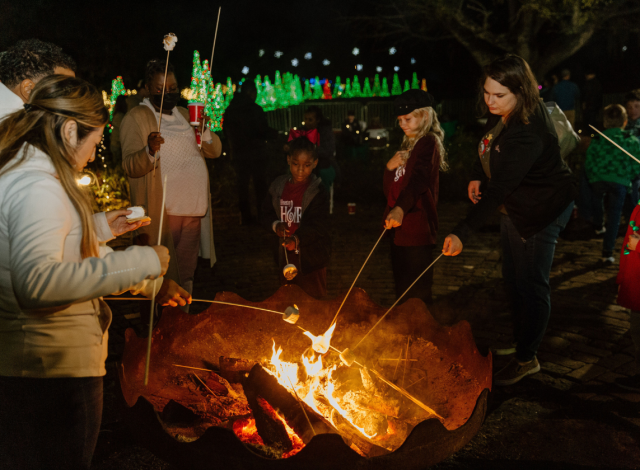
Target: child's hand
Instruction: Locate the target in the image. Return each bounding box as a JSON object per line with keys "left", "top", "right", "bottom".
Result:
{"left": 275, "top": 222, "right": 289, "bottom": 238}
{"left": 386, "top": 151, "right": 407, "bottom": 171}
{"left": 283, "top": 236, "right": 296, "bottom": 251}
{"left": 628, "top": 232, "right": 640, "bottom": 251}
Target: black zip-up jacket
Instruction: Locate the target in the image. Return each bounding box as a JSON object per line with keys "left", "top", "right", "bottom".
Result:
{"left": 261, "top": 174, "right": 331, "bottom": 273}
{"left": 223, "top": 94, "right": 278, "bottom": 161}
{"left": 452, "top": 100, "right": 576, "bottom": 242}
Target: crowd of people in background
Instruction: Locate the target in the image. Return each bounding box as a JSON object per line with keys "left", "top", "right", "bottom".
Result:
{"left": 3, "top": 36, "right": 640, "bottom": 470}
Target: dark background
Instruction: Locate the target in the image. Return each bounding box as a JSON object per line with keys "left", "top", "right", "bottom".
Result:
{"left": 2, "top": 0, "right": 639, "bottom": 98}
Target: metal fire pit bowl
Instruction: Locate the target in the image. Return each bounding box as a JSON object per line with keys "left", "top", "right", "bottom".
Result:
{"left": 119, "top": 285, "right": 492, "bottom": 469}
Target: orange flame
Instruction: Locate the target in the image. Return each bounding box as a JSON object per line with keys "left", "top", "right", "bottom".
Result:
{"left": 302, "top": 322, "right": 336, "bottom": 354}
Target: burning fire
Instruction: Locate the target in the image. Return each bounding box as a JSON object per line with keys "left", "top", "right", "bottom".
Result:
{"left": 302, "top": 322, "right": 336, "bottom": 354}
{"left": 269, "top": 338, "right": 377, "bottom": 441}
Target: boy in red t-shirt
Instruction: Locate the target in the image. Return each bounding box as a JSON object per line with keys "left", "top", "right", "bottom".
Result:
{"left": 616, "top": 202, "right": 640, "bottom": 392}
{"left": 261, "top": 137, "right": 332, "bottom": 298}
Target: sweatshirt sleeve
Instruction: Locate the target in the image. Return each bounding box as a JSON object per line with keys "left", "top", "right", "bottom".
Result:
{"left": 296, "top": 187, "right": 330, "bottom": 248}
{"left": 7, "top": 176, "right": 162, "bottom": 312}
{"left": 451, "top": 126, "right": 543, "bottom": 242}
{"left": 394, "top": 137, "right": 437, "bottom": 214}
{"left": 121, "top": 111, "right": 155, "bottom": 178}
{"left": 93, "top": 212, "right": 115, "bottom": 243}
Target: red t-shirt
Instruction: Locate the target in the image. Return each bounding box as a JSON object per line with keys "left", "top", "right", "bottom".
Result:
{"left": 280, "top": 180, "right": 309, "bottom": 235}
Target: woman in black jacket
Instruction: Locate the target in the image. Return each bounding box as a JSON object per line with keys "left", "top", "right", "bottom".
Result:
{"left": 443, "top": 55, "right": 576, "bottom": 386}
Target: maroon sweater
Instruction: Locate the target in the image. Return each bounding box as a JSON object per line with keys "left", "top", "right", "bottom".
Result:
{"left": 383, "top": 134, "right": 440, "bottom": 246}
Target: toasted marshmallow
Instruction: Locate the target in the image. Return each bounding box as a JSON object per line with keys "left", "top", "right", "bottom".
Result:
{"left": 126, "top": 206, "right": 146, "bottom": 219}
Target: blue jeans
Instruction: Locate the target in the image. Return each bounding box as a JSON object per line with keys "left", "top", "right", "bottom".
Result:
{"left": 501, "top": 202, "right": 573, "bottom": 363}
{"left": 0, "top": 376, "right": 103, "bottom": 470}
{"left": 591, "top": 181, "right": 627, "bottom": 256}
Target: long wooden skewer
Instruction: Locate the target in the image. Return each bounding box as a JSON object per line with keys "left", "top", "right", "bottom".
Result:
{"left": 193, "top": 372, "right": 216, "bottom": 396}
{"left": 173, "top": 364, "right": 214, "bottom": 373}
{"left": 352, "top": 253, "right": 444, "bottom": 351}
{"left": 104, "top": 297, "right": 287, "bottom": 316}
{"left": 589, "top": 124, "right": 640, "bottom": 164}
{"left": 200, "top": 7, "right": 222, "bottom": 140}
{"left": 329, "top": 229, "right": 387, "bottom": 327}
{"left": 144, "top": 173, "right": 168, "bottom": 386}
{"left": 154, "top": 49, "right": 171, "bottom": 177}
{"left": 284, "top": 374, "right": 316, "bottom": 436}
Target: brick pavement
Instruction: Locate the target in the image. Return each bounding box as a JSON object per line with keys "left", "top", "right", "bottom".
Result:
{"left": 99, "top": 200, "right": 640, "bottom": 469}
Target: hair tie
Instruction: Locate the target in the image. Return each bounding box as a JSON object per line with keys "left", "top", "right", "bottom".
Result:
{"left": 23, "top": 103, "right": 35, "bottom": 113}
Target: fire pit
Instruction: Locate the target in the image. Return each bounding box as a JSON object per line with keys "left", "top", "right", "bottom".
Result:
{"left": 119, "top": 285, "right": 492, "bottom": 469}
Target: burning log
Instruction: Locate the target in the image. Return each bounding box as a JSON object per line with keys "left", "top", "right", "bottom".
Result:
{"left": 246, "top": 392, "right": 293, "bottom": 453}
{"left": 219, "top": 356, "right": 256, "bottom": 383}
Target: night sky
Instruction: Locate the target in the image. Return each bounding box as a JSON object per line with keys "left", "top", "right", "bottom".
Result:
{"left": 1, "top": 0, "right": 639, "bottom": 98}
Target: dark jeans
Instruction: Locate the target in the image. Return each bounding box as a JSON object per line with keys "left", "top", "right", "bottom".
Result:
{"left": 390, "top": 243, "right": 435, "bottom": 306}
{"left": 0, "top": 376, "right": 103, "bottom": 470}
{"left": 235, "top": 158, "right": 267, "bottom": 223}
{"left": 501, "top": 202, "right": 573, "bottom": 363}
{"left": 624, "top": 175, "right": 640, "bottom": 222}
{"left": 591, "top": 181, "right": 627, "bottom": 256}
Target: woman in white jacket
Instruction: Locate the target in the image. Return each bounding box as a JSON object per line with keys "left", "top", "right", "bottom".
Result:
{"left": 0, "top": 75, "right": 171, "bottom": 470}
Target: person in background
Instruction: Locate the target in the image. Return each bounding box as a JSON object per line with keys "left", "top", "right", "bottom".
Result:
{"left": 223, "top": 80, "right": 278, "bottom": 225}
{"left": 623, "top": 89, "right": 640, "bottom": 221}
{"left": 384, "top": 89, "right": 447, "bottom": 306}
{"left": 582, "top": 68, "right": 602, "bottom": 127}
{"left": 0, "top": 75, "right": 187, "bottom": 470}
{"left": 443, "top": 55, "right": 575, "bottom": 386}
{"left": 585, "top": 104, "right": 640, "bottom": 263}
{"left": 121, "top": 59, "right": 222, "bottom": 302}
{"left": 304, "top": 105, "right": 337, "bottom": 190}
{"left": 341, "top": 109, "right": 362, "bottom": 147}
{"left": 126, "top": 80, "right": 148, "bottom": 110}
{"left": 261, "top": 136, "right": 331, "bottom": 299}
{"left": 551, "top": 68, "right": 580, "bottom": 127}
{"left": 615, "top": 200, "right": 640, "bottom": 392}
{"left": 110, "top": 94, "right": 128, "bottom": 164}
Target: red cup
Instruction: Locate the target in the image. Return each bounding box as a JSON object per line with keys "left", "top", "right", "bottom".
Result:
{"left": 188, "top": 102, "right": 205, "bottom": 126}
{"left": 348, "top": 203, "right": 356, "bottom": 215}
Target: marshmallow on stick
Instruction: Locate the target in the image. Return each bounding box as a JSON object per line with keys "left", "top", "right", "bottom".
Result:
{"left": 153, "top": 33, "right": 178, "bottom": 177}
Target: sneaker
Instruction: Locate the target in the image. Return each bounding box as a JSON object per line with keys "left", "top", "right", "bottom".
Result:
{"left": 602, "top": 256, "right": 615, "bottom": 264}
{"left": 491, "top": 342, "right": 517, "bottom": 356}
{"left": 494, "top": 357, "right": 540, "bottom": 386}
{"left": 595, "top": 227, "right": 606, "bottom": 235}
{"left": 615, "top": 374, "right": 640, "bottom": 392}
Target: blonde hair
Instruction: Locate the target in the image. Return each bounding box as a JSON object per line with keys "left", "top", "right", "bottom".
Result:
{"left": 603, "top": 104, "right": 627, "bottom": 129}
{"left": 399, "top": 107, "right": 449, "bottom": 171}
{"left": 0, "top": 75, "right": 108, "bottom": 258}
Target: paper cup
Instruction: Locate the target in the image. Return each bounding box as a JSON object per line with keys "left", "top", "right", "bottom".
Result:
{"left": 188, "top": 102, "right": 205, "bottom": 126}
{"left": 348, "top": 203, "right": 356, "bottom": 215}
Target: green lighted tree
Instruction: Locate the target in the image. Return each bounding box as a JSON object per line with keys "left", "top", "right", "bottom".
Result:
{"left": 380, "top": 77, "right": 390, "bottom": 97}
{"left": 372, "top": 74, "right": 381, "bottom": 96}
{"left": 303, "top": 79, "right": 312, "bottom": 100}
{"left": 403, "top": 79, "right": 410, "bottom": 92}
{"left": 362, "top": 77, "right": 372, "bottom": 97}
{"left": 224, "top": 76, "right": 234, "bottom": 109}
{"left": 254, "top": 75, "right": 262, "bottom": 104}
{"left": 344, "top": 78, "right": 352, "bottom": 98}
{"left": 291, "top": 74, "right": 304, "bottom": 104}
{"left": 333, "top": 76, "right": 342, "bottom": 98}
{"left": 188, "top": 51, "right": 204, "bottom": 104}
{"left": 263, "top": 75, "right": 277, "bottom": 110}
{"left": 391, "top": 74, "right": 402, "bottom": 96}
{"left": 109, "top": 76, "right": 126, "bottom": 121}
{"left": 313, "top": 76, "right": 323, "bottom": 99}
{"left": 351, "top": 75, "right": 362, "bottom": 97}
{"left": 411, "top": 72, "right": 420, "bottom": 90}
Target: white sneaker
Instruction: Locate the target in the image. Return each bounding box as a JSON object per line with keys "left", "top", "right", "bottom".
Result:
{"left": 595, "top": 227, "right": 606, "bottom": 235}
{"left": 491, "top": 343, "right": 517, "bottom": 356}
{"left": 602, "top": 256, "right": 615, "bottom": 264}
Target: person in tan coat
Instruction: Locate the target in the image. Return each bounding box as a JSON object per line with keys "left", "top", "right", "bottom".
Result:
{"left": 121, "top": 59, "right": 222, "bottom": 298}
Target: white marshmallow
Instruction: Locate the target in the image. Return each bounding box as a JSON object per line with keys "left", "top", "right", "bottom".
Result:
{"left": 126, "top": 206, "right": 146, "bottom": 219}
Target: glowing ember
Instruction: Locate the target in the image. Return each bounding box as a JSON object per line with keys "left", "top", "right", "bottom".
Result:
{"left": 303, "top": 322, "right": 336, "bottom": 354}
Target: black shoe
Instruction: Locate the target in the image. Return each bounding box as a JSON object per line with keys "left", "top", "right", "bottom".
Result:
{"left": 615, "top": 374, "right": 640, "bottom": 392}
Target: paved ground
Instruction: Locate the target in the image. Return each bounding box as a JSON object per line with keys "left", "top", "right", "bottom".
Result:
{"left": 93, "top": 200, "right": 640, "bottom": 469}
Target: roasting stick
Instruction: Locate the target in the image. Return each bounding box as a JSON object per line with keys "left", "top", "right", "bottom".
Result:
{"left": 284, "top": 374, "right": 316, "bottom": 436}
{"left": 173, "top": 364, "right": 214, "bottom": 373}
{"left": 192, "top": 372, "right": 216, "bottom": 396}
{"left": 154, "top": 34, "right": 178, "bottom": 177}
{"left": 402, "top": 337, "right": 410, "bottom": 389}
{"left": 144, "top": 174, "right": 168, "bottom": 386}
{"left": 200, "top": 7, "right": 222, "bottom": 140}
{"left": 104, "top": 297, "right": 287, "bottom": 317}
{"left": 329, "top": 229, "right": 387, "bottom": 327}
{"left": 589, "top": 125, "right": 640, "bottom": 164}
{"left": 352, "top": 253, "right": 444, "bottom": 352}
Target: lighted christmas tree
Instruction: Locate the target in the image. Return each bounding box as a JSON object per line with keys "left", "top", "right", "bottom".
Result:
{"left": 291, "top": 75, "right": 304, "bottom": 104}
{"left": 391, "top": 74, "right": 402, "bottom": 96}
{"left": 303, "top": 79, "right": 312, "bottom": 100}
{"left": 412, "top": 72, "right": 420, "bottom": 90}
{"left": 380, "top": 77, "right": 391, "bottom": 97}
{"left": 263, "top": 75, "right": 277, "bottom": 111}
{"left": 421, "top": 78, "right": 428, "bottom": 92}
{"left": 322, "top": 79, "right": 332, "bottom": 100}
{"left": 351, "top": 75, "right": 362, "bottom": 97}
{"left": 362, "top": 77, "right": 372, "bottom": 97}
{"left": 343, "top": 78, "right": 352, "bottom": 98}
{"left": 333, "top": 76, "right": 342, "bottom": 98}
{"left": 312, "top": 76, "right": 323, "bottom": 99}
{"left": 372, "top": 74, "right": 381, "bottom": 96}
{"left": 188, "top": 51, "right": 205, "bottom": 104}
{"left": 281, "top": 72, "right": 293, "bottom": 108}
{"left": 206, "top": 82, "right": 225, "bottom": 131}
{"left": 109, "top": 76, "right": 126, "bottom": 121}
{"left": 224, "top": 76, "right": 234, "bottom": 109}
{"left": 274, "top": 70, "right": 287, "bottom": 109}
{"left": 403, "top": 79, "right": 410, "bottom": 92}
